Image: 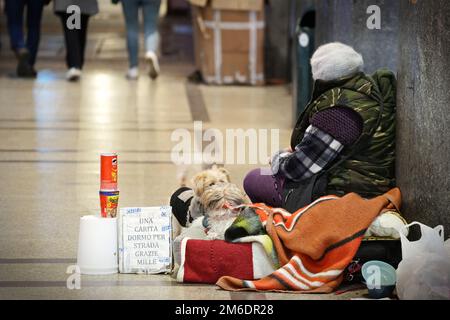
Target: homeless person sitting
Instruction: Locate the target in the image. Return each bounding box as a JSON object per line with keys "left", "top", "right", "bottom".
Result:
{"left": 168, "top": 42, "right": 403, "bottom": 291}
{"left": 244, "top": 42, "right": 397, "bottom": 213}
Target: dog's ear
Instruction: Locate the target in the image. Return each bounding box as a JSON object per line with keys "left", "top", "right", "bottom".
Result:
{"left": 217, "top": 167, "right": 231, "bottom": 182}
{"left": 192, "top": 174, "right": 207, "bottom": 196}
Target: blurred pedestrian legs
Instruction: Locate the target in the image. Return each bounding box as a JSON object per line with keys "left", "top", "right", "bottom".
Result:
{"left": 53, "top": 0, "right": 99, "bottom": 81}
{"left": 4, "top": 0, "right": 48, "bottom": 78}
{"left": 114, "top": 0, "right": 161, "bottom": 80}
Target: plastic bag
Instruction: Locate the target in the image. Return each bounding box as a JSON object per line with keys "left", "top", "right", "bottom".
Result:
{"left": 445, "top": 239, "right": 450, "bottom": 257}
{"left": 396, "top": 222, "right": 450, "bottom": 300}
{"left": 365, "top": 211, "right": 408, "bottom": 239}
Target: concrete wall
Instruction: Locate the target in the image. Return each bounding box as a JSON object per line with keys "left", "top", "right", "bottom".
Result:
{"left": 315, "top": 0, "right": 399, "bottom": 74}
{"left": 396, "top": 0, "right": 450, "bottom": 234}
{"left": 308, "top": 0, "right": 450, "bottom": 234}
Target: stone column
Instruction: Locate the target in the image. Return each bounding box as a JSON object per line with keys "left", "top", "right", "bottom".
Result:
{"left": 397, "top": 0, "right": 450, "bottom": 234}
{"left": 264, "top": 0, "right": 291, "bottom": 82}
{"left": 290, "top": 0, "right": 316, "bottom": 124}
{"left": 315, "top": 0, "right": 400, "bottom": 73}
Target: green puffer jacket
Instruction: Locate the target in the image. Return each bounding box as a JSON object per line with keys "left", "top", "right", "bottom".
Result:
{"left": 290, "top": 69, "right": 396, "bottom": 199}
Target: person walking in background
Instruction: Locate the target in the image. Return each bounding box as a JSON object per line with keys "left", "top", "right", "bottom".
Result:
{"left": 4, "top": 0, "right": 50, "bottom": 78}
{"left": 112, "top": 0, "right": 161, "bottom": 80}
{"left": 53, "top": 0, "right": 99, "bottom": 81}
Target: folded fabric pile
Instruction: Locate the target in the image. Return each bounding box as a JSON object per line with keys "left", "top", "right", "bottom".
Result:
{"left": 175, "top": 237, "right": 276, "bottom": 284}
{"left": 216, "top": 188, "right": 402, "bottom": 293}
{"left": 173, "top": 214, "right": 278, "bottom": 283}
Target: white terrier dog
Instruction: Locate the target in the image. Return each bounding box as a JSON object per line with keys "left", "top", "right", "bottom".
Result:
{"left": 171, "top": 165, "right": 231, "bottom": 239}
{"left": 200, "top": 183, "right": 249, "bottom": 240}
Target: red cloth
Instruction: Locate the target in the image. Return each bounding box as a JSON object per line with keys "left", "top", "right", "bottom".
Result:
{"left": 182, "top": 240, "right": 254, "bottom": 284}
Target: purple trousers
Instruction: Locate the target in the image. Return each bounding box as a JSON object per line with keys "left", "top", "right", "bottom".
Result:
{"left": 243, "top": 168, "right": 285, "bottom": 208}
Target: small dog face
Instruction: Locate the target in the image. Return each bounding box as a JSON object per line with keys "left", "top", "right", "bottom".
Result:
{"left": 200, "top": 183, "right": 248, "bottom": 213}
{"left": 191, "top": 166, "right": 230, "bottom": 197}
{"left": 199, "top": 183, "right": 249, "bottom": 240}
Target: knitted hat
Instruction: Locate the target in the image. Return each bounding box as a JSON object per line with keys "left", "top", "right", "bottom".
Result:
{"left": 310, "top": 42, "right": 364, "bottom": 81}
{"left": 170, "top": 187, "right": 194, "bottom": 227}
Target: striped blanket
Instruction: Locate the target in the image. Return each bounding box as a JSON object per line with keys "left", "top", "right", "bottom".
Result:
{"left": 217, "top": 188, "right": 401, "bottom": 293}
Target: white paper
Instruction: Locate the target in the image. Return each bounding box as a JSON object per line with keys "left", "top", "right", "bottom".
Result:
{"left": 119, "top": 206, "right": 172, "bottom": 274}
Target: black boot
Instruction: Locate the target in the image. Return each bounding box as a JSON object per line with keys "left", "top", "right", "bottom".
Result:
{"left": 15, "top": 48, "right": 36, "bottom": 78}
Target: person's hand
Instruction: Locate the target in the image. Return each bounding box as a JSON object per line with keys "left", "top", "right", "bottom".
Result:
{"left": 268, "top": 147, "right": 292, "bottom": 165}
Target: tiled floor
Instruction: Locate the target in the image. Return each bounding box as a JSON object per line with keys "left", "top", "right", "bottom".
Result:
{"left": 0, "top": 5, "right": 365, "bottom": 300}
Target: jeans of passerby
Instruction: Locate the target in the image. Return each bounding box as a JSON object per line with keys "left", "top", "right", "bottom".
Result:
{"left": 121, "top": 0, "right": 161, "bottom": 68}
{"left": 4, "top": 0, "right": 45, "bottom": 66}
{"left": 58, "top": 13, "right": 90, "bottom": 69}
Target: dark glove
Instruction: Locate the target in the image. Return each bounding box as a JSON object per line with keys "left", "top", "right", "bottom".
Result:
{"left": 112, "top": 0, "right": 120, "bottom": 4}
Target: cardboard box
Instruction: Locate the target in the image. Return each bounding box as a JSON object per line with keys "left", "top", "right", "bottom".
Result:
{"left": 189, "top": 0, "right": 265, "bottom": 85}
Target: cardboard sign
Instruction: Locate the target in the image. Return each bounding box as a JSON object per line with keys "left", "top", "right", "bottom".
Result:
{"left": 118, "top": 206, "right": 172, "bottom": 274}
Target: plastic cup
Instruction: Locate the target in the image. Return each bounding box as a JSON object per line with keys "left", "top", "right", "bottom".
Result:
{"left": 77, "top": 215, "right": 118, "bottom": 275}
{"left": 99, "top": 190, "right": 119, "bottom": 218}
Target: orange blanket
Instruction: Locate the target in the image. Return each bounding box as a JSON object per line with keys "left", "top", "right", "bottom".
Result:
{"left": 216, "top": 188, "right": 401, "bottom": 293}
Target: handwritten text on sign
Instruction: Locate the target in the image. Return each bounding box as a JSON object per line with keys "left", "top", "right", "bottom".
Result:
{"left": 119, "top": 207, "right": 172, "bottom": 274}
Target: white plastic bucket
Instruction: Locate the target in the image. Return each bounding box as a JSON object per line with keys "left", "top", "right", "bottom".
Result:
{"left": 77, "top": 216, "right": 118, "bottom": 275}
